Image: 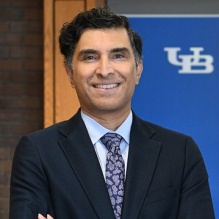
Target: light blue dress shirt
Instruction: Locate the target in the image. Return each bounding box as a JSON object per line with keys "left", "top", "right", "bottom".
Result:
{"left": 81, "top": 110, "right": 132, "bottom": 180}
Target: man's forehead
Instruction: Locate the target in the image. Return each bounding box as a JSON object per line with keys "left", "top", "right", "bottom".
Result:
{"left": 76, "top": 28, "right": 132, "bottom": 52}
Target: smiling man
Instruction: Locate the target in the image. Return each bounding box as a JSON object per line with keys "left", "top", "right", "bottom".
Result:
{"left": 10, "top": 7, "right": 215, "bottom": 219}
{"left": 66, "top": 28, "right": 142, "bottom": 130}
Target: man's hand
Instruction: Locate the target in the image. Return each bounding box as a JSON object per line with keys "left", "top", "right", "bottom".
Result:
{"left": 38, "top": 213, "right": 54, "bottom": 219}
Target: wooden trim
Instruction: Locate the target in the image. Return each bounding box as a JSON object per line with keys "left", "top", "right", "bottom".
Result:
{"left": 54, "top": 1, "right": 83, "bottom": 123}
{"left": 44, "top": 0, "right": 54, "bottom": 127}
{"left": 86, "top": 0, "right": 95, "bottom": 9}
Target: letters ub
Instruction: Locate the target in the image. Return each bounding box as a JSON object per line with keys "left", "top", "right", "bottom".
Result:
{"left": 164, "top": 47, "right": 214, "bottom": 74}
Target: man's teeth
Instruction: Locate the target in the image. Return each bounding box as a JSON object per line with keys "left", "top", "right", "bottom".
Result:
{"left": 95, "top": 84, "right": 119, "bottom": 89}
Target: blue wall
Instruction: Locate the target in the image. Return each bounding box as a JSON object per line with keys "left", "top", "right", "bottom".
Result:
{"left": 130, "top": 16, "right": 219, "bottom": 217}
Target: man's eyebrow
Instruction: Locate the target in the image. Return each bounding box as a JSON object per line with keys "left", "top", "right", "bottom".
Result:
{"left": 110, "top": 47, "right": 130, "bottom": 54}
{"left": 78, "top": 49, "right": 99, "bottom": 56}
{"left": 78, "top": 47, "right": 130, "bottom": 56}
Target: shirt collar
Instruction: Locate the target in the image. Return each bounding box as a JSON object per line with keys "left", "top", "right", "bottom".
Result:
{"left": 81, "top": 110, "right": 132, "bottom": 145}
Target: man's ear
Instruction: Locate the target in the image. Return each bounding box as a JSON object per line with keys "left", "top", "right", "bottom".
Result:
{"left": 135, "top": 61, "right": 143, "bottom": 85}
{"left": 65, "top": 66, "right": 75, "bottom": 88}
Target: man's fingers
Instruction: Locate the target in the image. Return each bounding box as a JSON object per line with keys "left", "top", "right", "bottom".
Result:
{"left": 38, "top": 213, "right": 54, "bottom": 219}
{"left": 38, "top": 214, "right": 46, "bottom": 219}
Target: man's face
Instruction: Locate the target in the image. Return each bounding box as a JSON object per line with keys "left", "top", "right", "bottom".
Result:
{"left": 68, "top": 28, "right": 143, "bottom": 116}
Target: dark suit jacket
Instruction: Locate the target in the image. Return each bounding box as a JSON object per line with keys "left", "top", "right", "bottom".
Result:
{"left": 10, "top": 110, "right": 215, "bottom": 219}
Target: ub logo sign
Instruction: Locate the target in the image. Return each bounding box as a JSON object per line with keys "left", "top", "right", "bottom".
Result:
{"left": 164, "top": 47, "right": 214, "bottom": 74}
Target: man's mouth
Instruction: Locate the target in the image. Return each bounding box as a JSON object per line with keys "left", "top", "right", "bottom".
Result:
{"left": 94, "top": 83, "right": 119, "bottom": 89}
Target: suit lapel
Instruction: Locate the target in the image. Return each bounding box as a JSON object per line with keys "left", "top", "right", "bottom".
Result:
{"left": 122, "top": 114, "right": 162, "bottom": 219}
{"left": 58, "top": 111, "right": 115, "bottom": 219}
{"left": 58, "top": 111, "right": 161, "bottom": 219}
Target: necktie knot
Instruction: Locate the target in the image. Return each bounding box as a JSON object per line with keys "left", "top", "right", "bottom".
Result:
{"left": 100, "top": 133, "right": 123, "bottom": 152}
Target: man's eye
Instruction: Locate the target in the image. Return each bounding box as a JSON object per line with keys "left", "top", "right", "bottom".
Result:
{"left": 85, "top": 55, "right": 96, "bottom": 60}
{"left": 113, "top": 53, "right": 124, "bottom": 59}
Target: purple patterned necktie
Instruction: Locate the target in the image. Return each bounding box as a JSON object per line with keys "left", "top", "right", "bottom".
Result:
{"left": 100, "top": 133, "right": 125, "bottom": 219}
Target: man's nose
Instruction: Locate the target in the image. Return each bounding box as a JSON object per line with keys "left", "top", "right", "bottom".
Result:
{"left": 96, "top": 56, "right": 114, "bottom": 77}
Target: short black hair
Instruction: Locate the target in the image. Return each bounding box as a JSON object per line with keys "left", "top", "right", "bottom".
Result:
{"left": 59, "top": 7, "right": 143, "bottom": 69}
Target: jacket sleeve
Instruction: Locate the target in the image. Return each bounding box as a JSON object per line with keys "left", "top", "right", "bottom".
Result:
{"left": 177, "top": 137, "right": 215, "bottom": 219}
{"left": 9, "top": 135, "right": 53, "bottom": 219}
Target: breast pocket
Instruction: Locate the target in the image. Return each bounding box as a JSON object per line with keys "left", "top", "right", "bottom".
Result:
{"left": 145, "top": 187, "right": 178, "bottom": 204}
{"left": 139, "top": 187, "right": 179, "bottom": 219}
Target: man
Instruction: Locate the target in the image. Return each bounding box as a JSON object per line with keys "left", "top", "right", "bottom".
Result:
{"left": 10, "top": 7, "right": 215, "bottom": 219}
